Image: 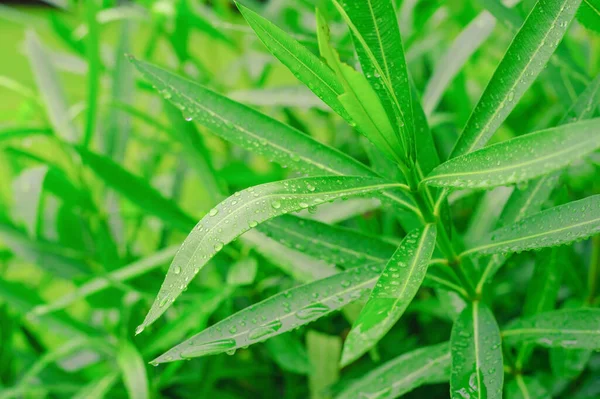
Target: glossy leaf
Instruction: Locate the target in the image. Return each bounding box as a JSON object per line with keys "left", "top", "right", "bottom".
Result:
{"left": 75, "top": 147, "right": 195, "bottom": 232}
{"left": 336, "top": 342, "right": 450, "bottom": 399}
{"left": 424, "top": 118, "right": 600, "bottom": 189}
{"left": 450, "top": 302, "right": 503, "bottom": 399}
{"left": 340, "top": 224, "right": 437, "bottom": 366}
{"left": 451, "top": 0, "right": 583, "bottom": 157}
{"left": 503, "top": 309, "right": 600, "bottom": 349}
{"left": 463, "top": 194, "right": 600, "bottom": 256}
{"left": 137, "top": 176, "right": 408, "bottom": 331}
{"left": 236, "top": 3, "right": 349, "bottom": 121}
{"left": 150, "top": 263, "right": 383, "bottom": 364}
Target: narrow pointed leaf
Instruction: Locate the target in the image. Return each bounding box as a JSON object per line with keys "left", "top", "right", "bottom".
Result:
{"left": 75, "top": 147, "right": 195, "bottom": 232}
{"left": 450, "top": 302, "right": 503, "bottom": 399}
{"left": 336, "top": 342, "right": 450, "bottom": 399}
{"left": 308, "top": 331, "right": 342, "bottom": 399}
{"left": 503, "top": 309, "right": 600, "bottom": 349}
{"left": 340, "top": 224, "right": 437, "bottom": 366}
{"left": 451, "top": 0, "right": 583, "bottom": 157}
{"left": 463, "top": 195, "right": 600, "bottom": 257}
{"left": 138, "top": 176, "right": 407, "bottom": 331}
{"left": 116, "top": 341, "right": 149, "bottom": 399}
{"left": 424, "top": 119, "right": 600, "bottom": 189}
{"left": 129, "top": 57, "right": 418, "bottom": 213}
{"left": 236, "top": 3, "right": 349, "bottom": 121}
{"left": 25, "top": 30, "right": 78, "bottom": 142}
{"left": 151, "top": 263, "right": 383, "bottom": 364}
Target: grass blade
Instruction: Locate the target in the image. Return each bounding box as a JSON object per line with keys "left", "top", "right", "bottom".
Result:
{"left": 336, "top": 342, "right": 450, "bottom": 399}
{"left": 451, "top": 302, "right": 503, "bottom": 399}
{"left": 423, "top": 119, "right": 600, "bottom": 189}
{"left": 503, "top": 309, "right": 600, "bottom": 349}
{"left": 137, "top": 176, "right": 408, "bottom": 331}
{"left": 116, "top": 341, "right": 149, "bottom": 399}
{"left": 451, "top": 0, "right": 583, "bottom": 157}
{"left": 340, "top": 224, "right": 437, "bottom": 366}
{"left": 82, "top": 0, "right": 100, "bottom": 148}
{"left": 151, "top": 263, "right": 383, "bottom": 364}
{"left": 25, "top": 31, "right": 78, "bottom": 142}
{"left": 463, "top": 195, "right": 600, "bottom": 257}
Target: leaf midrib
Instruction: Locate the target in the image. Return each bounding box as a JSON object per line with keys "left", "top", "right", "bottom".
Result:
{"left": 503, "top": 327, "right": 600, "bottom": 337}
{"left": 473, "top": 302, "right": 484, "bottom": 399}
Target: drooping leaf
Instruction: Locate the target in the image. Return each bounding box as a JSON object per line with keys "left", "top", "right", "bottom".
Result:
{"left": 335, "top": 342, "right": 450, "bottom": 399}
{"left": 116, "top": 341, "right": 149, "bottom": 399}
{"left": 150, "top": 263, "right": 383, "bottom": 364}
{"left": 423, "top": 118, "right": 600, "bottom": 189}
{"left": 137, "top": 176, "right": 408, "bottom": 331}
{"left": 450, "top": 302, "right": 503, "bottom": 399}
{"left": 577, "top": 0, "right": 600, "bottom": 32}
{"left": 451, "top": 0, "right": 583, "bottom": 157}
{"left": 503, "top": 309, "right": 600, "bottom": 349}
{"left": 75, "top": 147, "right": 195, "bottom": 232}
{"left": 463, "top": 195, "right": 600, "bottom": 257}
{"left": 340, "top": 224, "right": 437, "bottom": 366}
{"left": 128, "top": 57, "right": 418, "bottom": 213}
{"left": 236, "top": 3, "right": 349, "bottom": 121}
{"left": 25, "top": 30, "right": 79, "bottom": 142}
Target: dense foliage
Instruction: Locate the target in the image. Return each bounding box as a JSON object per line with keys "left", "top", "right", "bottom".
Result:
{"left": 0, "top": 0, "right": 599, "bottom": 398}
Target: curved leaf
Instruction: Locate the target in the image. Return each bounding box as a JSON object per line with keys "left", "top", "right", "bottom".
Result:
{"left": 340, "top": 224, "right": 437, "bottom": 366}
{"left": 151, "top": 263, "right": 383, "bottom": 364}
{"left": 450, "top": 302, "right": 503, "bottom": 399}
{"left": 424, "top": 119, "right": 600, "bottom": 189}
{"left": 503, "top": 309, "right": 600, "bottom": 349}
{"left": 336, "top": 342, "right": 450, "bottom": 399}
{"left": 137, "top": 176, "right": 408, "bottom": 331}
{"left": 463, "top": 195, "right": 600, "bottom": 257}
{"left": 451, "top": 0, "right": 583, "bottom": 157}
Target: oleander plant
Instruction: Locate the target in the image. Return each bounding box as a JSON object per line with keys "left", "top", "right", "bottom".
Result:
{"left": 1, "top": 0, "right": 599, "bottom": 398}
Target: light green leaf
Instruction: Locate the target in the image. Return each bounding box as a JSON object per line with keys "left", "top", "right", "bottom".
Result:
{"left": 137, "top": 176, "right": 408, "bottom": 331}
{"left": 116, "top": 341, "right": 149, "bottom": 399}
{"left": 308, "top": 331, "right": 341, "bottom": 399}
{"left": 332, "top": 0, "right": 414, "bottom": 156}
{"left": 503, "top": 309, "right": 600, "bottom": 349}
{"left": 340, "top": 224, "right": 437, "bottom": 366}
{"left": 505, "top": 375, "right": 551, "bottom": 399}
{"left": 72, "top": 372, "right": 118, "bottom": 399}
{"left": 423, "top": 119, "right": 600, "bottom": 189}
{"left": 450, "top": 302, "right": 503, "bottom": 399}
{"left": 463, "top": 194, "right": 600, "bottom": 257}
{"left": 128, "top": 57, "right": 418, "bottom": 214}
{"left": 577, "top": 0, "right": 600, "bottom": 32}
{"left": 226, "top": 257, "right": 258, "bottom": 286}
{"left": 236, "top": 3, "right": 349, "bottom": 121}
{"left": 82, "top": 0, "right": 100, "bottom": 148}
{"left": 25, "top": 30, "right": 78, "bottom": 142}
{"left": 451, "top": 0, "right": 583, "bottom": 157}
{"left": 150, "top": 263, "right": 383, "bottom": 364}
{"left": 75, "top": 147, "right": 195, "bottom": 232}
{"left": 336, "top": 342, "right": 450, "bottom": 399}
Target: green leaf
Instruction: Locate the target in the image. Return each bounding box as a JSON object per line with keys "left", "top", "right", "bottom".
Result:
{"left": 137, "top": 176, "right": 408, "bottom": 331}
{"left": 150, "top": 263, "right": 383, "bottom": 364}
{"left": 236, "top": 3, "right": 349, "bottom": 121}
{"left": 128, "top": 57, "right": 418, "bottom": 214}
{"left": 450, "top": 302, "right": 503, "bottom": 399}
{"left": 265, "top": 334, "right": 311, "bottom": 375}
{"left": 75, "top": 147, "right": 195, "bottom": 232}
{"left": 336, "top": 342, "right": 450, "bottom": 399}
{"left": 503, "top": 309, "right": 600, "bottom": 349}
{"left": 82, "top": 0, "right": 100, "bottom": 148}
{"left": 340, "top": 224, "right": 437, "bottom": 366}
{"left": 463, "top": 195, "right": 600, "bottom": 257}
{"left": 307, "top": 331, "right": 341, "bottom": 399}
{"left": 577, "top": 0, "right": 600, "bottom": 32}
{"left": 561, "top": 72, "right": 600, "bottom": 123}
{"left": 451, "top": 0, "right": 583, "bottom": 157}
{"left": 0, "top": 126, "right": 52, "bottom": 143}
{"left": 25, "top": 30, "right": 78, "bottom": 142}
{"left": 116, "top": 341, "right": 149, "bottom": 399}
{"left": 505, "top": 375, "right": 551, "bottom": 399}
{"left": 423, "top": 119, "right": 600, "bottom": 189}
{"left": 332, "top": 0, "right": 414, "bottom": 157}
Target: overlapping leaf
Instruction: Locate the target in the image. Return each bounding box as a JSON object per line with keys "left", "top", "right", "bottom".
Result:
{"left": 151, "top": 263, "right": 383, "bottom": 364}
{"left": 340, "top": 225, "right": 437, "bottom": 366}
